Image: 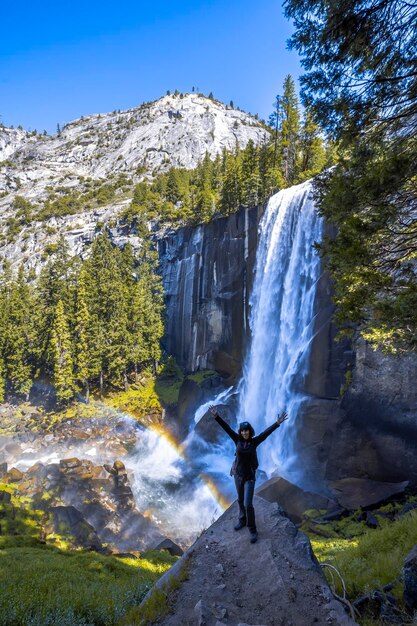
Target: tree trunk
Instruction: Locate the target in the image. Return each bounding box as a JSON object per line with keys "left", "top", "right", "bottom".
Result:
{"left": 99, "top": 371, "right": 103, "bottom": 398}
{"left": 85, "top": 379, "right": 90, "bottom": 404}
{"left": 123, "top": 369, "right": 128, "bottom": 392}
{"left": 134, "top": 363, "right": 138, "bottom": 383}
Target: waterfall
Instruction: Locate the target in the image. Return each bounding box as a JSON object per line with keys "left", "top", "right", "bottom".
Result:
{"left": 237, "top": 180, "right": 323, "bottom": 481}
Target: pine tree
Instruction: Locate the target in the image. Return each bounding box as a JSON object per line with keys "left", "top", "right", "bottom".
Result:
{"left": 35, "top": 237, "right": 77, "bottom": 373}
{"left": 269, "top": 95, "right": 281, "bottom": 169}
{"left": 74, "top": 267, "right": 91, "bottom": 402}
{"left": 297, "top": 109, "right": 326, "bottom": 181}
{"left": 196, "top": 153, "right": 216, "bottom": 222}
{"left": 51, "top": 299, "right": 74, "bottom": 403}
{"left": 4, "top": 266, "right": 35, "bottom": 399}
{"left": 0, "top": 357, "right": 5, "bottom": 402}
{"left": 241, "top": 140, "right": 260, "bottom": 207}
{"left": 281, "top": 75, "right": 300, "bottom": 183}
{"left": 220, "top": 150, "right": 242, "bottom": 215}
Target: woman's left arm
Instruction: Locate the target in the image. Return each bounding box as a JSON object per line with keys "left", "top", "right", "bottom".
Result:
{"left": 253, "top": 411, "right": 288, "bottom": 446}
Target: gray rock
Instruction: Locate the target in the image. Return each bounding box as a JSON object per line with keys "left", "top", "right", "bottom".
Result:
{"left": 158, "top": 203, "right": 262, "bottom": 379}
{"left": 255, "top": 476, "right": 337, "bottom": 523}
{"left": 0, "top": 490, "right": 11, "bottom": 503}
{"left": 404, "top": 545, "right": 417, "bottom": 612}
{"left": 153, "top": 538, "right": 184, "bottom": 557}
{"left": 50, "top": 505, "right": 102, "bottom": 551}
{"left": 139, "top": 496, "right": 357, "bottom": 625}
{"left": 328, "top": 478, "right": 409, "bottom": 510}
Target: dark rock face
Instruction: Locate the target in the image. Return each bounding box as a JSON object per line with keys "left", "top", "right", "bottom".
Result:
{"left": 158, "top": 201, "right": 417, "bottom": 489}
{"left": 158, "top": 205, "right": 262, "bottom": 379}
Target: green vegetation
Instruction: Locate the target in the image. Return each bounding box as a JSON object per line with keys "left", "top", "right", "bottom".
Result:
{"left": 303, "top": 506, "right": 417, "bottom": 623}
{"left": 35, "top": 174, "right": 133, "bottom": 221}
{"left": 0, "top": 232, "right": 164, "bottom": 404}
{"left": 119, "top": 75, "right": 330, "bottom": 229}
{"left": 0, "top": 486, "right": 178, "bottom": 625}
{"left": 284, "top": 0, "right": 417, "bottom": 353}
{"left": 187, "top": 369, "right": 217, "bottom": 384}
{"left": 0, "top": 547, "right": 175, "bottom": 626}
{"left": 119, "top": 560, "right": 189, "bottom": 625}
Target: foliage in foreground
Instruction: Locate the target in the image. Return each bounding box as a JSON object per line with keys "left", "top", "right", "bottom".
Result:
{"left": 285, "top": 0, "right": 417, "bottom": 353}
{"left": 0, "top": 545, "right": 176, "bottom": 626}
{"left": 305, "top": 507, "right": 417, "bottom": 623}
{"left": 0, "top": 489, "right": 177, "bottom": 626}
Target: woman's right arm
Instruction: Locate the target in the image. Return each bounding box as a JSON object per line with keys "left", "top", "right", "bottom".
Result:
{"left": 209, "top": 405, "right": 238, "bottom": 443}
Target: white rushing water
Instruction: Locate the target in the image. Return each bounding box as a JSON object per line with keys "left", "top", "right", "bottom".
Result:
{"left": 237, "top": 180, "right": 323, "bottom": 480}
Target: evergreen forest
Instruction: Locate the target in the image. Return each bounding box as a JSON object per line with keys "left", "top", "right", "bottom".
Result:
{"left": 0, "top": 233, "right": 164, "bottom": 404}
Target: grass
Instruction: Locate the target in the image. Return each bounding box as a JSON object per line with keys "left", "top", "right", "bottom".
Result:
{"left": 187, "top": 369, "right": 217, "bottom": 385}
{"left": 0, "top": 491, "right": 178, "bottom": 626}
{"left": 118, "top": 559, "right": 189, "bottom": 626}
{"left": 0, "top": 546, "right": 177, "bottom": 626}
{"left": 305, "top": 509, "right": 417, "bottom": 622}
{"left": 107, "top": 374, "right": 163, "bottom": 419}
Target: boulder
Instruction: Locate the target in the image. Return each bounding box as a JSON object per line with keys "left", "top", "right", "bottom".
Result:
{"left": 153, "top": 538, "right": 184, "bottom": 557}
{"left": 5, "top": 467, "right": 24, "bottom": 483}
{"left": 140, "top": 496, "right": 357, "bottom": 625}
{"left": 59, "top": 458, "right": 82, "bottom": 469}
{"left": 194, "top": 405, "right": 237, "bottom": 446}
{"left": 328, "top": 478, "right": 409, "bottom": 510}
{"left": 50, "top": 505, "right": 102, "bottom": 551}
{"left": 255, "top": 476, "right": 337, "bottom": 523}
{"left": 403, "top": 545, "right": 417, "bottom": 613}
{"left": 0, "top": 490, "right": 11, "bottom": 503}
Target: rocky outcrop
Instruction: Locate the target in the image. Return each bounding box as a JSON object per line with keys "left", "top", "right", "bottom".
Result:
{"left": 1, "top": 456, "right": 165, "bottom": 552}
{"left": 158, "top": 192, "right": 417, "bottom": 491}
{"left": 158, "top": 205, "right": 262, "bottom": 377}
{"left": 328, "top": 478, "right": 409, "bottom": 510}
{"left": 0, "top": 93, "right": 269, "bottom": 272}
{"left": 140, "top": 496, "right": 356, "bottom": 625}
{"left": 255, "top": 476, "right": 337, "bottom": 523}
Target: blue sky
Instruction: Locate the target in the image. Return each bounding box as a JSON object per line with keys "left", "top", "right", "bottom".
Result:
{"left": 0, "top": 0, "right": 302, "bottom": 134}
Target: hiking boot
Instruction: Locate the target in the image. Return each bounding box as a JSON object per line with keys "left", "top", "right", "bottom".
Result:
{"left": 234, "top": 520, "right": 246, "bottom": 531}
{"left": 249, "top": 530, "right": 258, "bottom": 543}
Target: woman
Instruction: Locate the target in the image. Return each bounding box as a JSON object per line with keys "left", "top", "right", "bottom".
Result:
{"left": 209, "top": 405, "right": 288, "bottom": 543}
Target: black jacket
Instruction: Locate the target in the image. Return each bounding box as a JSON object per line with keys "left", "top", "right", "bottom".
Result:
{"left": 214, "top": 414, "right": 280, "bottom": 480}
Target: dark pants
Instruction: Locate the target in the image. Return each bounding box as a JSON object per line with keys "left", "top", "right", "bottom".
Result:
{"left": 234, "top": 476, "right": 256, "bottom": 531}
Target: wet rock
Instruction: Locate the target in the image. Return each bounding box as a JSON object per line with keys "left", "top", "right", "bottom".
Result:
{"left": 5, "top": 467, "right": 24, "bottom": 482}
{"left": 328, "top": 477, "right": 409, "bottom": 510}
{"left": 113, "top": 460, "right": 126, "bottom": 472}
{"left": 59, "top": 457, "right": 82, "bottom": 469}
{"left": 153, "top": 538, "right": 184, "bottom": 556}
{"left": 194, "top": 405, "right": 237, "bottom": 445}
{"left": 0, "top": 462, "right": 7, "bottom": 477}
{"left": 404, "top": 545, "right": 417, "bottom": 613}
